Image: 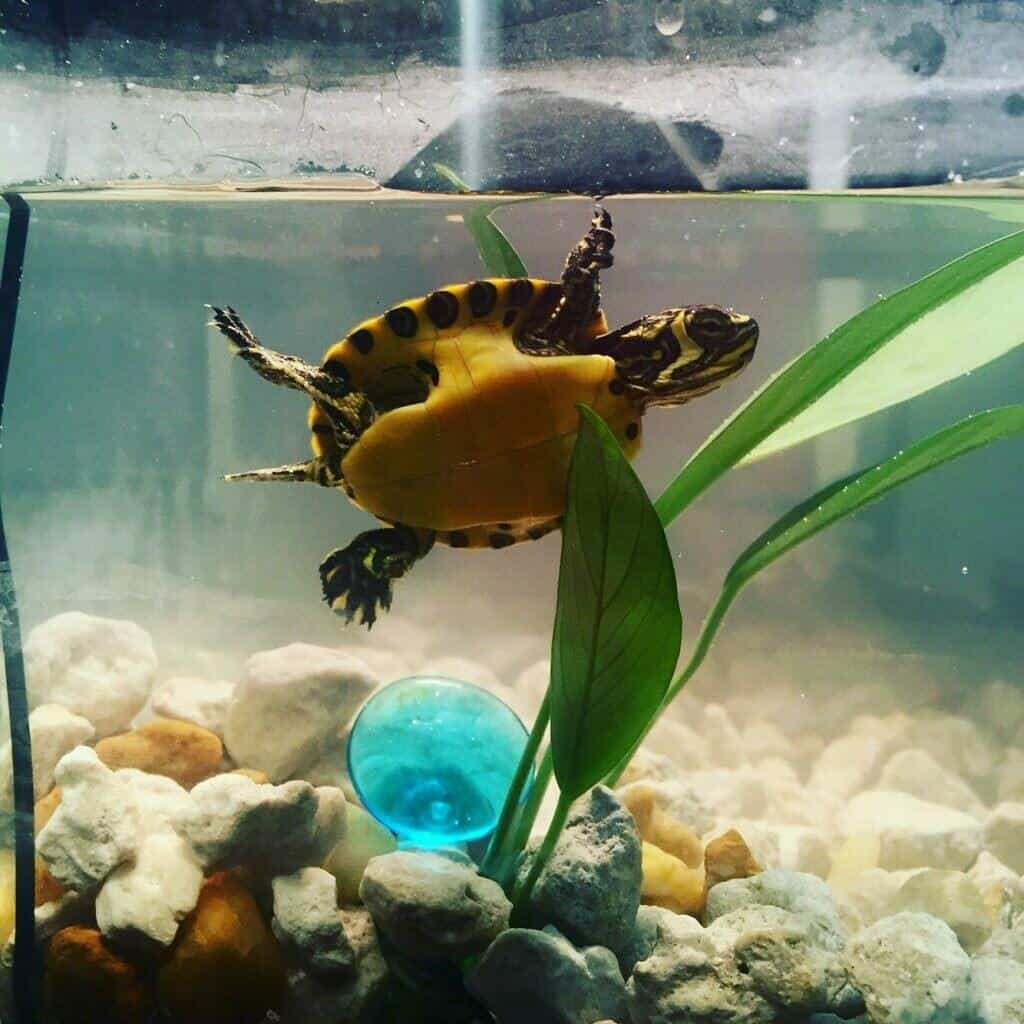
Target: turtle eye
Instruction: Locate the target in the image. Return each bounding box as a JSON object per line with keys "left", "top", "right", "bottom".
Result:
{"left": 689, "top": 308, "right": 732, "bottom": 343}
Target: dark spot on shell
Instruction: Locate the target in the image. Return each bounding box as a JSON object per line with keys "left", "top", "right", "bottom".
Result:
{"left": 509, "top": 279, "right": 534, "bottom": 306}
{"left": 609, "top": 378, "right": 625, "bottom": 395}
{"left": 526, "top": 526, "right": 549, "bottom": 540}
{"left": 449, "top": 531, "right": 470, "bottom": 548}
{"left": 349, "top": 329, "right": 374, "bottom": 355}
{"left": 503, "top": 309, "right": 519, "bottom": 328}
{"left": 489, "top": 532, "right": 515, "bottom": 549}
{"left": 497, "top": 523, "right": 513, "bottom": 531}
{"left": 426, "top": 290, "right": 459, "bottom": 328}
{"left": 344, "top": 485, "right": 356, "bottom": 499}
{"left": 323, "top": 358, "right": 350, "bottom": 382}
{"left": 311, "top": 421, "right": 333, "bottom": 436}
{"left": 386, "top": 306, "right": 418, "bottom": 338}
{"left": 469, "top": 281, "right": 498, "bottom": 317}
{"left": 416, "top": 358, "right": 440, "bottom": 386}
{"left": 626, "top": 422, "right": 640, "bottom": 440}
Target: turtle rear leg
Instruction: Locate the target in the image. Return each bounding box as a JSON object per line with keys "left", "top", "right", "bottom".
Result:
{"left": 319, "top": 525, "right": 436, "bottom": 628}
{"left": 208, "top": 305, "right": 375, "bottom": 450}
{"left": 517, "top": 202, "right": 615, "bottom": 356}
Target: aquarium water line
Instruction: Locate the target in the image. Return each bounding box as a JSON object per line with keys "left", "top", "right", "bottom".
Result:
{"left": 0, "top": 192, "right": 37, "bottom": 1024}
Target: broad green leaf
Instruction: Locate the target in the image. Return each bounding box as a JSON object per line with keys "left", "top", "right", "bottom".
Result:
{"left": 655, "top": 229, "right": 1024, "bottom": 526}
{"left": 669, "top": 405, "right": 1024, "bottom": 698}
{"left": 433, "top": 161, "right": 538, "bottom": 278}
{"left": 550, "top": 405, "right": 682, "bottom": 799}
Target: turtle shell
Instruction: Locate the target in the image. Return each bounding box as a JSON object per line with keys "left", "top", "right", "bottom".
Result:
{"left": 309, "top": 277, "right": 642, "bottom": 548}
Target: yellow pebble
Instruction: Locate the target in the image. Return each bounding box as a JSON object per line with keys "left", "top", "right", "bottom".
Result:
{"left": 641, "top": 841, "right": 706, "bottom": 917}
{"left": 704, "top": 828, "right": 762, "bottom": 892}
{"left": 828, "top": 833, "right": 881, "bottom": 892}
{"left": 95, "top": 718, "right": 223, "bottom": 789}
{"left": 323, "top": 803, "right": 398, "bottom": 905}
{"left": 231, "top": 768, "right": 270, "bottom": 784}
{"left": 619, "top": 783, "right": 703, "bottom": 868}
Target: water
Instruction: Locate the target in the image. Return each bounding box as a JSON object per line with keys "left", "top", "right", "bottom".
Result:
{"left": 3, "top": 188, "right": 1024, "bottom": 1021}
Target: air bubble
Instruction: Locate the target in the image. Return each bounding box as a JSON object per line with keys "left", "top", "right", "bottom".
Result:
{"left": 961, "top": 565, "right": 969, "bottom": 575}
{"left": 654, "top": 0, "right": 685, "bottom": 36}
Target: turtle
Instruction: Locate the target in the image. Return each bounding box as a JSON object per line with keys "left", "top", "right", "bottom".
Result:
{"left": 209, "top": 202, "right": 758, "bottom": 627}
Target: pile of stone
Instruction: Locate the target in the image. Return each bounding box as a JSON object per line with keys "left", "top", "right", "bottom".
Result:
{"left": 3, "top": 608, "right": 1024, "bottom": 1023}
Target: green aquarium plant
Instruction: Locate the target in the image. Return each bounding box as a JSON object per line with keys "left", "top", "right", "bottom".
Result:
{"left": 466, "top": 205, "right": 1024, "bottom": 903}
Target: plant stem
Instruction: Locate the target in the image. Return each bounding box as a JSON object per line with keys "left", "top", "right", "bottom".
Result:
{"left": 603, "top": 585, "right": 738, "bottom": 787}
{"left": 482, "top": 692, "right": 550, "bottom": 876}
{"left": 491, "top": 745, "right": 554, "bottom": 886}
{"left": 512, "top": 790, "right": 572, "bottom": 911}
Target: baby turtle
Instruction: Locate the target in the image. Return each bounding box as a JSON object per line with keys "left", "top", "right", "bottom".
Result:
{"left": 210, "top": 203, "right": 758, "bottom": 627}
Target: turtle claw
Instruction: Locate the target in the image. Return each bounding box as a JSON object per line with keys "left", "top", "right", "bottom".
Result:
{"left": 318, "top": 526, "right": 432, "bottom": 629}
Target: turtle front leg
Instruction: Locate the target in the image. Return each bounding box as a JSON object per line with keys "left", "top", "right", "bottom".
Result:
{"left": 319, "top": 525, "right": 436, "bottom": 628}
{"left": 518, "top": 202, "right": 615, "bottom": 355}
{"left": 208, "top": 305, "right": 375, "bottom": 451}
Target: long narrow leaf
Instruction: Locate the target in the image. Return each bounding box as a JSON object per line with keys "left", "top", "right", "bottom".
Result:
{"left": 550, "top": 405, "right": 682, "bottom": 799}
{"left": 656, "top": 229, "right": 1024, "bottom": 526}
{"left": 675, "top": 405, "right": 1024, "bottom": 689}
{"left": 433, "top": 161, "right": 538, "bottom": 278}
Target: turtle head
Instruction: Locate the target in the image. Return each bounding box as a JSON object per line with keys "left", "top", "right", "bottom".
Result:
{"left": 595, "top": 304, "right": 758, "bottom": 407}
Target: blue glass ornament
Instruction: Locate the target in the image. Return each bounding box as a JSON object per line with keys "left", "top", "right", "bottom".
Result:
{"left": 347, "top": 675, "right": 529, "bottom": 847}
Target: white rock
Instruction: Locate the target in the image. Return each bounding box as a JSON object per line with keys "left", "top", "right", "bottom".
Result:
{"left": 845, "top": 912, "right": 977, "bottom": 1024}
{"left": 878, "top": 748, "right": 986, "bottom": 819}
{"left": 705, "top": 870, "right": 845, "bottom": 952}
{"left": 972, "top": 956, "right": 1024, "bottom": 1024}
{"left": 418, "top": 655, "right": 503, "bottom": 693}
{"left": 332, "top": 645, "right": 412, "bottom": 685}
{"left": 35, "top": 891, "right": 91, "bottom": 942}
{"left": 181, "top": 772, "right": 344, "bottom": 874}
{"left": 0, "top": 704, "right": 94, "bottom": 807}
{"left": 808, "top": 733, "right": 885, "bottom": 800}
{"left": 985, "top": 803, "right": 1024, "bottom": 874}
{"left": 272, "top": 867, "right": 354, "bottom": 976}
{"left": 755, "top": 757, "right": 801, "bottom": 789}
{"left": 150, "top": 676, "right": 235, "bottom": 737}
{"left": 833, "top": 867, "right": 922, "bottom": 933}
{"left": 910, "top": 713, "right": 996, "bottom": 787}
{"left": 765, "top": 780, "right": 841, "bottom": 838}
{"left": 849, "top": 711, "right": 914, "bottom": 756}
{"left": 24, "top": 612, "right": 157, "bottom": 737}
{"left": 37, "top": 747, "right": 140, "bottom": 893}
{"left": 968, "top": 851, "right": 1024, "bottom": 922}
{"left": 95, "top": 828, "right": 203, "bottom": 947}
{"left": 513, "top": 659, "right": 551, "bottom": 709}
{"left": 741, "top": 722, "right": 792, "bottom": 763}
{"left": 116, "top": 769, "right": 198, "bottom": 834}
{"left": 972, "top": 679, "right": 1024, "bottom": 745}
{"left": 839, "top": 790, "right": 983, "bottom": 871}
{"left": 224, "top": 644, "right": 377, "bottom": 782}
{"left": 643, "top": 716, "right": 712, "bottom": 773}
{"left": 703, "top": 819, "right": 830, "bottom": 877}
{"left": 701, "top": 704, "right": 747, "bottom": 769}
{"left": 891, "top": 870, "right": 991, "bottom": 953}
{"left": 999, "top": 749, "right": 1024, "bottom": 804}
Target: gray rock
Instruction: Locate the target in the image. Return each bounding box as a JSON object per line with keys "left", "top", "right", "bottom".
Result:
{"left": 884, "top": 22, "right": 947, "bottom": 78}
{"left": 468, "top": 926, "right": 628, "bottom": 1024}
{"left": 705, "top": 870, "right": 846, "bottom": 952}
{"left": 980, "top": 918, "right": 1024, "bottom": 964}
{"left": 843, "top": 912, "right": 977, "bottom": 1024}
{"left": 388, "top": 91, "right": 718, "bottom": 194}
{"left": 627, "top": 909, "right": 777, "bottom": 1024}
{"left": 517, "top": 786, "right": 641, "bottom": 966}
{"left": 280, "top": 908, "right": 389, "bottom": 1024}
{"left": 985, "top": 803, "right": 1024, "bottom": 875}
{"left": 272, "top": 867, "right": 355, "bottom": 977}
{"left": 972, "top": 956, "right": 1024, "bottom": 1024}
{"left": 730, "top": 910, "right": 864, "bottom": 1019}
{"left": 360, "top": 851, "right": 510, "bottom": 961}
{"left": 182, "top": 773, "right": 342, "bottom": 875}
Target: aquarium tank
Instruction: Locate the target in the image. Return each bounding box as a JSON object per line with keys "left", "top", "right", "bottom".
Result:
{"left": 2, "top": 1, "right": 1024, "bottom": 1022}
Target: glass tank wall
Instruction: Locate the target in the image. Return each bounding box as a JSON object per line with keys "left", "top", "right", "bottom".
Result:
{"left": 1, "top": 1, "right": 1024, "bottom": 1022}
